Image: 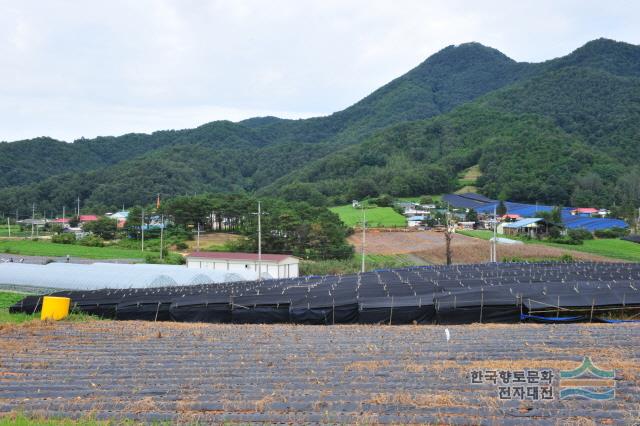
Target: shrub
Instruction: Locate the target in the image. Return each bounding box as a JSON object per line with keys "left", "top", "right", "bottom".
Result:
{"left": 568, "top": 228, "right": 594, "bottom": 241}
{"left": 594, "top": 227, "right": 629, "bottom": 239}
{"left": 174, "top": 242, "right": 189, "bottom": 250}
{"left": 78, "top": 235, "right": 104, "bottom": 247}
{"left": 52, "top": 233, "right": 76, "bottom": 244}
{"left": 144, "top": 253, "right": 186, "bottom": 265}
{"left": 548, "top": 227, "right": 561, "bottom": 239}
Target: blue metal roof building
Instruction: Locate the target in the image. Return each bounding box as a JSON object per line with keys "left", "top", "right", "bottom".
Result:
{"left": 444, "top": 193, "right": 628, "bottom": 231}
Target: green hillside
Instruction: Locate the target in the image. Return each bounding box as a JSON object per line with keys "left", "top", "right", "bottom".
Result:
{"left": 1, "top": 38, "right": 639, "bottom": 216}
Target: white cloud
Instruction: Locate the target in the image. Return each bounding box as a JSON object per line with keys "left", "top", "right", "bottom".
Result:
{"left": 0, "top": 0, "right": 638, "bottom": 142}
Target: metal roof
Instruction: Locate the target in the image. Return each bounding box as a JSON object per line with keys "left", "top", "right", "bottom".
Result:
{"left": 502, "top": 218, "right": 545, "bottom": 228}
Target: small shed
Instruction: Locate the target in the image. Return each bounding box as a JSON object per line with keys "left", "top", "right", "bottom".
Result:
{"left": 500, "top": 218, "right": 557, "bottom": 238}
{"left": 186, "top": 252, "right": 300, "bottom": 279}
{"left": 407, "top": 215, "right": 426, "bottom": 227}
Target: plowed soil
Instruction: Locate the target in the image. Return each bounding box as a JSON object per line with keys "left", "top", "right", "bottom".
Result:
{"left": 1, "top": 321, "right": 638, "bottom": 424}
{"left": 348, "top": 231, "right": 617, "bottom": 264}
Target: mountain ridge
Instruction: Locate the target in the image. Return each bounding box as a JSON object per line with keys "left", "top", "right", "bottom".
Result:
{"left": 0, "top": 38, "right": 639, "bottom": 214}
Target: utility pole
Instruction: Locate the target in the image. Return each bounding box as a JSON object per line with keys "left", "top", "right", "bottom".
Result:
{"left": 196, "top": 222, "right": 201, "bottom": 252}
{"left": 62, "top": 206, "right": 65, "bottom": 223}
{"left": 77, "top": 196, "right": 80, "bottom": 217}
{"left": 257, "top": 201, "right": 262, "bottom": 279}
{"left": 361, "top": 205, "right": 366, "bottom": 273}
{"left": 491, "top": 206, "right": 497, "bottom": 262}
{"left": 159, "top": 214, "right": 164, "bottom": 260}
{"left": 31, "top": 203, "right": 35, "bottom": 239}
{"left": 7, "top": 217, "right": 10, "bottom": 238}
{"left": 141, "top": 209, "right": 145, "bottom": 252}
{"left": 444, "top": 203, "right": 453, "bottom": 265}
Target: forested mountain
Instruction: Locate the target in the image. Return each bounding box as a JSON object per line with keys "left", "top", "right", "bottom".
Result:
{"left": 1, "top": 38, "right": 639, "bottom": 216}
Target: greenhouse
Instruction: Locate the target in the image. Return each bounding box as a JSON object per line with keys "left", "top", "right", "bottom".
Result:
{"left": 0, "top": 262, "right": 258, "bottom": 293}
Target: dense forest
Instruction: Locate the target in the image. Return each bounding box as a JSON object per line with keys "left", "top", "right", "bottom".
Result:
{"left": 1, "top": 38, "right": 639, "bottom": 217}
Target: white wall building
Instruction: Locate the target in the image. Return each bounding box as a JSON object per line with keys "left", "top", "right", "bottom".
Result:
{"left": 186, "top": 252, "right": 300, "bottom": 279}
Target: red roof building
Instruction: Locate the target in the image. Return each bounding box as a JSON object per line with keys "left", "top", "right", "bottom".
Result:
{"left": 186, "top": 252, "right": 296, "bottom": 262}
{"left": 79, "top": 215, "right": 99, "bottom": 222}
{"left": 571, "top": 208, "right": 598, "bottom": 215}
{"left": 51, "top": 218, "right": 70, "bottom": 223}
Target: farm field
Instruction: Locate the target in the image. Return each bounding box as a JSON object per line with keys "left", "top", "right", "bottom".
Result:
{"left": 459, "top": 230, "right": 640, "bottom": 262}
{"left": 0, "top": 225, "right": 30, "bottom": 238}
{"left": 349, "top": 230, "right": 618, "bottom": 264}
{"left": 330, "top": 205, "right": 406, "bottom": 228}
{"left": 0, "top": 240, "right": 150, "bottom": 260}
{"left": 0, "top": 321, "right": 637, "bottom": 424}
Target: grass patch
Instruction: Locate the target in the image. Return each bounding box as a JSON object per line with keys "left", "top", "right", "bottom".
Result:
{"left": 0, "top": 224, "right": 30, "bottom": 238}
{"left": 0, "top": 290, "right": 35, "bottom": 323}
{"left": 0, "top": 291, "right": 99, "bottom": 324}
{"left": 0, "top": 240, "right": 152, "bottom": 260}
{"left": 458, "top": 230, "right": 640, "bottom": 262}
{"left": 300, "top": 254, "right": 422, "bottom": 275}
{"left": 0, "top": 413, "right": 113, "bottom": 425}
{"left": 330, "top": 205, "right": 406, "bottom": 228}
{"left": 542, "top": 238, "right": 640, "bottom": 262}
{"left": 0, "top": 291, "right": 27, "bottom": 309}
{"left": 456, "top": 230, "right": 496, "bottom": 240}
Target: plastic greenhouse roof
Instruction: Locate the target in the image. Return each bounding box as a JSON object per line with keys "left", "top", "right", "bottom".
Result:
{"left": 502, "top": 218, "right": 545, "bottom": 228}
{"left": 0, "top": 262, "right": 260, "bottom": 291}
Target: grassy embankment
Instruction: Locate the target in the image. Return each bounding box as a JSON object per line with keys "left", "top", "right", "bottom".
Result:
{"left": 330, "top": 205, "right": 406, "bottom": 228}
{"left": 457, "top": 230, "right": 640, "bottom": 262}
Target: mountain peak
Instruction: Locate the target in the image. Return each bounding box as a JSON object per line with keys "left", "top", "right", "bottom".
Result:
{"left": 421, "top": 42, "right": 515, "bottom": 68}
{"left": 554, "top": 38, "right": 640, "bottom": 77}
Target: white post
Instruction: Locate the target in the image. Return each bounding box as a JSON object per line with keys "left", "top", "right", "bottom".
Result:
{"left": 7, "top": 218, "right": 10, "bottom": 238}
{"left": 258, "top": 201, "right": 262, "bottom": 280}
{"left": 361, "top": 206, "right": 366, "bottom": 273}
{"left": 141, "top": 209, "right": 145, "bottom": 252}
{"left": 62, "top": 206, "right": 65, "bottom": 223}
{"left": 77, "top": 196, "right": 80, "bottom": 217}
{"left": 196, "top": 222, "right": 200, "bottom": 252}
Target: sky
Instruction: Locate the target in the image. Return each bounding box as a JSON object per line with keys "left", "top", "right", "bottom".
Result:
{"left": 1, "top": 0, "right": 639, "bottom": 142}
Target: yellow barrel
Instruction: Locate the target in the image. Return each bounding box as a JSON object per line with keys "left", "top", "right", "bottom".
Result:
{"left": 40, "top": 296, "right": 71, "bottom": 321}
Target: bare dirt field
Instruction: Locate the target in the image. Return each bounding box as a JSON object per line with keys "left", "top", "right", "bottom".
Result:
{"left": 0, "top": 321, "right": 638, "bottom": 424}
{"left": 182, "top": 233, "right": 241, "bottom": 252}
{"left": 349, "top": 231, "right": 618, "bottom": 264}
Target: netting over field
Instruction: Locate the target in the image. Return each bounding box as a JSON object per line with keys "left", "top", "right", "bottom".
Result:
{"left": 11, "top": 262, "right": 640, "bottom": 324}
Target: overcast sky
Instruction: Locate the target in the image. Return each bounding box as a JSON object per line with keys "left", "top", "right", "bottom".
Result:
{"left": 1, "top": 0, "right": 639, "bottom": 142}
